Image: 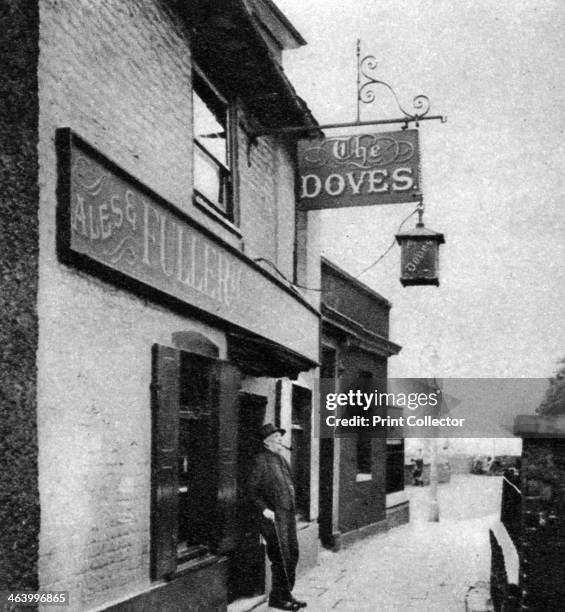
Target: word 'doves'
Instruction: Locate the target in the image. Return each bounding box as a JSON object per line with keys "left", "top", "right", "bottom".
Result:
{"left": 300, "top": 168, "right": 415, "bottom": 199}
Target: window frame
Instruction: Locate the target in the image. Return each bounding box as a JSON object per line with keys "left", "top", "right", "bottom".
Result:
{"left": 192, "top": 64, "right": 237, "bottom": 224}
{"left": 356, "top": 433, "right": 373, "bottom": 481}
{"left": 150, "top": 344, "right": 241, "bottom": 580}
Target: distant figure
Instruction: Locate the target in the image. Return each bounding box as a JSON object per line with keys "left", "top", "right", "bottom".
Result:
{"left": 411, "top": 448, "right": 424, "bottom": 486}
{"left": 486, "top": 455, "right": 494, "bottom": 473}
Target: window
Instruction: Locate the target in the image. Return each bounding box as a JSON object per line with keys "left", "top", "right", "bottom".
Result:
{"left": 356, "top": 434, "right": 372, "bottom": 477}
{"left": 151, "top": 344, "right": 241, "bottom": 579}
{"left": 192, "top": 70, "right": 233, "bottom": 220}
{"left": 290, "top": 384, "right": 312, "bottom": 520}
{"left": 177, "top": 352, "right": 216, "bottom": 557}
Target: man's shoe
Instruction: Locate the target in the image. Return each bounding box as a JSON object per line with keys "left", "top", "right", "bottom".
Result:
{"left": 268, "top": 600, "right": 299, "bottom": 611}
{"left": 291, "top": 597, "right": 307, "bottom": 608}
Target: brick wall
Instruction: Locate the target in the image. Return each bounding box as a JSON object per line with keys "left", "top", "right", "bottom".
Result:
{"left": 238, "top": 135, "right": 297, "bottom": 282}
{"left": 36, "top": 1, "right": 222, "bottom": 607}
{"left": 39, "top": 0, "right": 193, "bottom": 211}
{"left": 239, "top": 136, "right": 277, "bottom": 262}
{"left": 321, "top": 261, "right": 390, "bottom": 337}
{"left": 338, "top": 436, "right": 387, "bottom": 534}
{"left": 295, "top": 206, "right": 322, "bottom": 311}
{"left": 0, "top": 0, "right": 40, "bottom": 594}
{"left": 236, "top": 111, "right": 320, "bottom": 312}
{"left": 274, "top": 142, "right": 297, "bottom": 279}
{"left": 36, "top": 1, "right": 315, "bottom": 608}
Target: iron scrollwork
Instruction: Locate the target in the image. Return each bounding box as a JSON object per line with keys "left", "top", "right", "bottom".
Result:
{"left": 357, "top": 48, "right": 432, "bottom": 124}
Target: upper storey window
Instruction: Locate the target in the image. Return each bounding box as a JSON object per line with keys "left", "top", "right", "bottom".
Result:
{"left": 192, "top": 69, "right": 233, "bottom": 221}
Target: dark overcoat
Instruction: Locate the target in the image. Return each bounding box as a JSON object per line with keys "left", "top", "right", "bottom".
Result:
{"left": 249, "top": 449, "right": 298, "bottom": 602}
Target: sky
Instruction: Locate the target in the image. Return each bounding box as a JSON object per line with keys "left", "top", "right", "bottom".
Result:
{"left": 277, "top": 0, "right": 565, "bottom": 382}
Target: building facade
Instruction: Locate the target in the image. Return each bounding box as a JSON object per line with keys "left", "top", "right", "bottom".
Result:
{"left": 2, "top": 1, "right": 323, "bottom": 610}
{"left": 319, "top": 258, "right": 407, "bottom": 550}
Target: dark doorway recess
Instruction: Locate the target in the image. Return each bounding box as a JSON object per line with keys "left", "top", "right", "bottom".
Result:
{"left": 319, "top": 346, "right": 337, "bottom": 548}
{"left": 228, "top": 392, "right": 267, "bottom": 602}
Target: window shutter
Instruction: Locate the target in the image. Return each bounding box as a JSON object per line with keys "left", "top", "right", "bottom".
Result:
{"left": 210, "top": 360, "right": 241, "bottom": 554}
{"left": 151, "top": 344, "right": 180, "bottom": 580}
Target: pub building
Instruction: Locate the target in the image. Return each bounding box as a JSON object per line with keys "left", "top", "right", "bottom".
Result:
{"left": 2, "top": 1, "right": 323, "bottom": 611}
{"left": 319, "top": 259, "right": 408, "bottom": 550}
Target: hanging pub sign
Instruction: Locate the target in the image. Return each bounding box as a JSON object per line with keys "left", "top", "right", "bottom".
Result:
{"left": 395, "top": 221, "right": 445, "bottom": 286}
{"left": 297, "top": 129, "right": 420, "bottom": 210}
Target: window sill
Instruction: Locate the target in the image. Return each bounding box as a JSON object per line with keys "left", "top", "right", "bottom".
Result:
{"left": 193, "top": 196, "right": 241, "bottom": 238}
{"left": 356, "top": 473, "right": 372, "bottom": 482}
{"left": 386, "top": 490, "right": 408, "bottom": 508}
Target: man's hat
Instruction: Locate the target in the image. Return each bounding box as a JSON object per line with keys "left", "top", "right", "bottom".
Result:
{"left": 260, "top": 423, "right": 286, "bottom": 440}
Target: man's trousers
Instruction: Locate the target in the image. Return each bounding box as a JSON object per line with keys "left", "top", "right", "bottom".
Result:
{"left": 260, "top": 509, "right": 299, "bottom": 603}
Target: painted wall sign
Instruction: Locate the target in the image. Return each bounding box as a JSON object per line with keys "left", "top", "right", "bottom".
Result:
{"left": 56, "top": 129, "right": 319, "bottom": 362}
{"left": 297, "top": 129, "right": 420, "bottom": 210}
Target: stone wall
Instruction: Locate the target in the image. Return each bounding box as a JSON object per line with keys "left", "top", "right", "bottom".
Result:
{"left": 519, "top": 436, "right": 565, "bottom": 611}
{"left": 497, "top": 416, "right": 565, "bottom": 612}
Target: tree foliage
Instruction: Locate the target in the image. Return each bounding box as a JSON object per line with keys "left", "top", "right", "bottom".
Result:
{"left": 537, "top": 357, "right": 565, "bottom": 416}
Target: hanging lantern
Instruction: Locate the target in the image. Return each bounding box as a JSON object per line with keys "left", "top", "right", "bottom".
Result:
{"left": 396, "top": 211, "right": 445, "bottom": 286}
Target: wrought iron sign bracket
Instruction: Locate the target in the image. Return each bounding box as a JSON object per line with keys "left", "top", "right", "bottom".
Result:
{"left": 250, "top": 40, "right": 446, "bottom": 141}
{"left": 354, "top": 40, "right": 446, "bottom": 129}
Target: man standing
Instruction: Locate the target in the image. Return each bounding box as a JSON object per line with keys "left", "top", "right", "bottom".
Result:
{"left": 249, "top": 423, "right": 307, "bottom": 611}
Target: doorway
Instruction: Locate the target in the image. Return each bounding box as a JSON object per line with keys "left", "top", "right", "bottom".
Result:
{"left": 319, "top": 346, "right": 337, "bottom": 548}
{"left": 227, "top": 392, "right": 267, "bottom": 602}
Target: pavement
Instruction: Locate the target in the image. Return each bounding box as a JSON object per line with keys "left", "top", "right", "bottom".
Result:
{"left": 279, "top": 475, "right": 501, "bottom": 612}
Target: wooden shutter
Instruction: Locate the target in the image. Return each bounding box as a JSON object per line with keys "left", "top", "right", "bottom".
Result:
{"left": 210, "top": 360, "right": 241, "bottom": 554}
{"left": 151, "top": 344, "right": 180, "bottom": 580}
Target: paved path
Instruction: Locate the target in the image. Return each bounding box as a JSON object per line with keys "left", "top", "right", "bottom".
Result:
{"left": 289, "top": 475, "right": 501, "bottom": 612}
